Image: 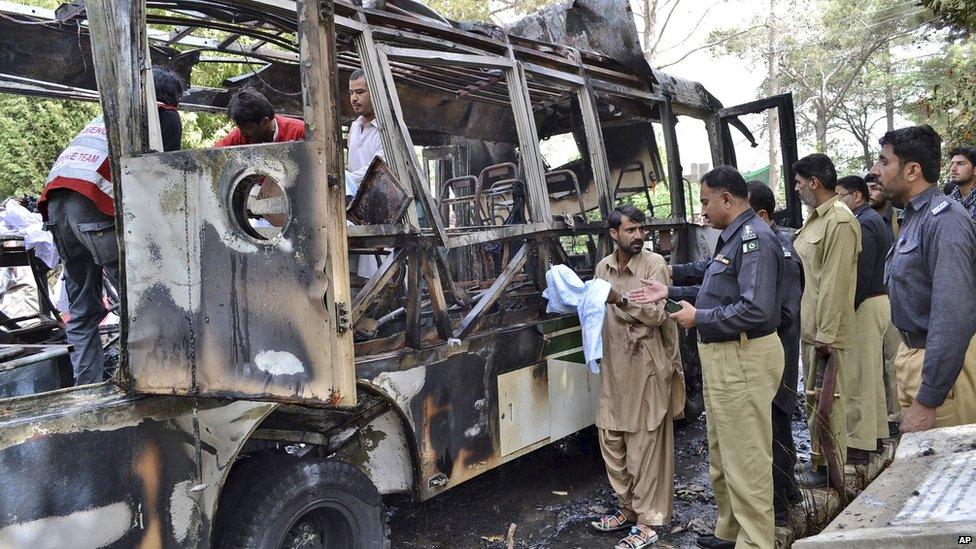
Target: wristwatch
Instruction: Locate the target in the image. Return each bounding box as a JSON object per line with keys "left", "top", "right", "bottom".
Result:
{"left": 618, "top": 296, "right": 629, "bottom": 307}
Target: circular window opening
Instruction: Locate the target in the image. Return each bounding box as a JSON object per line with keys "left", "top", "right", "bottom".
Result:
{"left": 230, "top": 173, "right": 291, "bottom": 241}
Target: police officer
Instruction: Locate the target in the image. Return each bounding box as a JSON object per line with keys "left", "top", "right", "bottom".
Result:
{"left": 835, "top": 175, "right": 892, "bottom": 463}
{"left": 630, "top": 166, "right": 784, "bottom": 549}
{"left": 747, "top": 181, "right": 803, "bottom": 526}
{"left": 792, "top": 153, "right": 861, "bottom": 488}
{"left": 871, "top": 125, "right": 976, "bottom": 432}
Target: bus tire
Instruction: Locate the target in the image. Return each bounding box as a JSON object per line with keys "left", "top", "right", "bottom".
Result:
{"left": 216, "top": 457, "right": 389, "bottom": 549}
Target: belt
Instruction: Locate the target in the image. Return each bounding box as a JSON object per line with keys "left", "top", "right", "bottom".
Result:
{"left": 698, "top": 328, "right": 776, "bottom": 344}
{"left": 899, "top": 330, "right": 927, "bottom": 349}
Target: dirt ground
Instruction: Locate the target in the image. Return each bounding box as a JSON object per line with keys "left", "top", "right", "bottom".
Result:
{"left": 388, "top": 412, "right": 812, "bottom": 548}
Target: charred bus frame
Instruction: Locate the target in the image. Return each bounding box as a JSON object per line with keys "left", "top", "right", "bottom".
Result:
{"left": 0, "top": 0, "right": 800, "bottom": 546}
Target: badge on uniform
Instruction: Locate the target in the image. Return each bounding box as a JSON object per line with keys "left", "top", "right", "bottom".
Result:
{"left": 743, "top": 241, "right": 759, "bottom": 253}
{"left": 714, "top": 254, "right": 731, "bottom": 265}
{"left": 932, "top": 201, "right": 949, "bottom": 215}
{"left": 781, "top": 245, "right": 791, "bottom": 257}
{"left": 742, "top": 224, "right": 758, "bottom": 241}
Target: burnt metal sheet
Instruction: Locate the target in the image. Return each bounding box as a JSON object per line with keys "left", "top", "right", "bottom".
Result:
{"left": 0, "top": 389, "right": 273, "bottom": 548}
{"left": 347, "top": 157, "right": 411, "bottom": 225}
{"left": 120, "top": 141, "right": 356, "bottom": 406}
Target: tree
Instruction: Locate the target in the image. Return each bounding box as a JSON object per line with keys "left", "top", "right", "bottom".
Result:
{"left": 712, "top": 0, "right": 920, "bottom": 153}
{"left": 922, "top": 0, "right": 976, "bottom": 34}
{"left": 906, "top": 41, "right": 976, "bottom": 147}
{"left": 0, "top": 96, "right": 100, "bottom": 198}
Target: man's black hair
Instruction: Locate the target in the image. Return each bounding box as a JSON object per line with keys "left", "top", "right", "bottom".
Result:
{"left": 837, "top": 175, "right": 869, "bottom": 201}
{"left": 700, "top": 165, "right": 748, "bottom": 199}
{"left": 608, "top": 204, "right": 646, "bottom": 230}
{"left": 879, "top": 125, "right": 942, "bottom": 184}
{"left": 226, "top": 88, "right": 275, "bottom": 126}
{"left": 949, "top": 145, "right": 976, "bottom": 167}
{"left": 792, "top": 153, "right": 837, "bottom": 190}
{"left": 746, "top": 181, "right": 776, "bottom": 217}
{"left": 350, "top": 69, "right": 366, "bottom": 82}
{"left": 152, "top": 67, "right": 187, "bottom": 106}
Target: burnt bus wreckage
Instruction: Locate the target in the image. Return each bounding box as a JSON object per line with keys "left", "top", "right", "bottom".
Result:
{"left": 0, "top": 0, "right": 801, "bottom": 545}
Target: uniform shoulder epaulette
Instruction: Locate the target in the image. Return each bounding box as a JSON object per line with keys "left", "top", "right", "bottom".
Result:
{"left": 741, "top": 223, "right": 758, "bottom": 241}
{"left": 931, "top": 200, "right": 950, "bottom": 216}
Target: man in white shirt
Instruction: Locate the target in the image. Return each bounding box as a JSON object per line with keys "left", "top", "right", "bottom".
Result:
{"left": 346, "top": 69, "right": 386, "bottom": 278}
{"left": 346, "top": 69, "right": 384, "bottom": 199}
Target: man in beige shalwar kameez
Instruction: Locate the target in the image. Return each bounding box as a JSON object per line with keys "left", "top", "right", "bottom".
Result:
{"left": 590, "top": 205, "right": 685, "bottom": 549}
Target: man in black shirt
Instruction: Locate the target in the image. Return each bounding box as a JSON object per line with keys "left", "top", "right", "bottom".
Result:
{"left": 836, "top": 175, "right": 892, "bottom": 463}
{"left": 747, "top": 182, "right": 803, "bottom": 526}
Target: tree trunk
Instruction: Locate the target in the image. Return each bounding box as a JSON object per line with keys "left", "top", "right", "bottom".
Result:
{"left": 642, "top": 0, "right": 658, "bottom": 62}
{"left": 883, "top": 43, "right": 894, "bottom": 133}
{"left": 765, "top": 0, "right": 780, "bottom": 198}
{"left": 816, "top": 106, "right": 828, "bottom": 153}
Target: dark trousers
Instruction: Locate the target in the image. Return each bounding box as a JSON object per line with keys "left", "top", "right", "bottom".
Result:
{"left": 45, "top": 190, "right": 120, "bottom": 385}
{"left": 772, "top": 402, "right": 800, "bottom": 518}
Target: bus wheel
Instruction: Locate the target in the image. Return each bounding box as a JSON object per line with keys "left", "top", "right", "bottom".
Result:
{"left": 217, "top": 458, "right": 389, "bottom": 549}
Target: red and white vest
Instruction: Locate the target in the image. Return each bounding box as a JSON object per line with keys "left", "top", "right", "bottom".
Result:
{"left": 38, "top": 116, "right": 115, "bottom": 219}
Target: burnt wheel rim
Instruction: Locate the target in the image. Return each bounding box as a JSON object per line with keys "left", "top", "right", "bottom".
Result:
{"left": 279, "top": 502, "right": 356, "bottom": 549}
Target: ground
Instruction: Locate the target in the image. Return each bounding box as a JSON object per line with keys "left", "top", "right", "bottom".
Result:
{"left": 388, "top": 412, "right": 812, "bottom": 548}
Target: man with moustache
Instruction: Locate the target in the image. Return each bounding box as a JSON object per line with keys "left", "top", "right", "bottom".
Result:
{"left": 835, "top": 175, "right": 891, "bottom": 463}
{"left": 871, "top": 126, "right": 976, "bottom": 431}
{"left": 947, "top": 145, "right": 976, "bottom": 220}
{"left": 629, "top": 167, "right": 784, "bottom": 549}
{"left": 866, "top": 171, "right": 902, "bottom": 432}
{"left": 791, "top": 153, "right": 860, "bottom": 488}
{"left": 747, "top": 182, "right": 803, "bottom": 526}
{"left": 589, "top": 205, "right": 684, "bottom": 549}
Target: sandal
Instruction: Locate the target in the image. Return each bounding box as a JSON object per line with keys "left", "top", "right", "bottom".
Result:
{"left": 615, "top": 525, "right": 659, "bottom": 549}
{"left": 590, "top": 509, "right": 635, "bottom": 532}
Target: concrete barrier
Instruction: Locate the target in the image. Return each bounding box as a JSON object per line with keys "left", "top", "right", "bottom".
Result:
{"left": 794, "top": 424, "right": 976, "bottom": 548}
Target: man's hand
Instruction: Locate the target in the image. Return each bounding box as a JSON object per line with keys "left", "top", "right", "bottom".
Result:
{"left": 606, "top": 288, "right": 623, "bottom": 305}
{"left": 669, "top": 300, "right": 697, "bottom": 328}
{"left": 901, "top": 400, "right": 937, "bottom": 433}
{"left": 628, "top": 278, "right": 668, "bottom": 304}
{"left": 814, "top": 341, "right": 834, "bottom": 358}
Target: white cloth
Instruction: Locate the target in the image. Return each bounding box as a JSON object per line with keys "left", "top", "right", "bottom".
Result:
{"left": 345, "top": 115, "right": 385, "bottom": 199}
{"left": 543, "top": 264, "right": 612, "bottom": 374}
{"left": 0, "top": 199, "right": 59, "bottom": 268}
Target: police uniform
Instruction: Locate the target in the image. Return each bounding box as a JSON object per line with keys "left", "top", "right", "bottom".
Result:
{"left": 771, "top": 223, "right": 802, "bottom": 519}
{"left": 848, "top": 204, "right": 893, "bottom": 452}
{"left": 887, "top": 186, "right": 976, "bottom": 427}
{"left": 876, "top": 203, "right": 902, "bottom": 424}
{"left": 671, "top": 209, "right": 784, "bottom": 549}
{"left": 793, "top": 194, "right": 861, "bottom": 470}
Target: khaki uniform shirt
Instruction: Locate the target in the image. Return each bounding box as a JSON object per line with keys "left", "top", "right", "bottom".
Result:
{"left": 595, "top": 250, "right": 685, "bottom": 432}
{"left": 794, "top": 195, "right": 861, "bottom": 348}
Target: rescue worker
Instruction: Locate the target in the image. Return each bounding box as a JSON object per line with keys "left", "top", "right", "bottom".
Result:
{"left": 791, "top": 153, "right": 860, "bottom": 488}
{"left": 590, "top": 204, "right": 684, "bottom": 549}
{"left": 215, "top": 87, "right": 305, "bottom": 146}
{"left": 867, "top": 171, "right": 901, "bottom": 432}
{"left": 947, "top": 145, "right": 976, "bottom": 220}
{"left": 630, "top": 166, "right": 784, "bottom": 549}
{"left": 871, "top": 125, "right": 976, "bottom": 432}
{"left": 39, "top": 67, "right": 186, "bottom": 385}
{"left": 747, "top": 182, "right": 802, "bottom": 526}
{"left": 836, "top": 175, "right": 891, "bottom": 463}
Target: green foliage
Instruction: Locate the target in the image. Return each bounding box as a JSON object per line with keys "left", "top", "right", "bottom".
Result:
{"left": 906, "top": 41, "right": 976, "bottom": 147}
{"left": 923, "top": 0, "right": 976, "bottom": 34}
{"left": 0, "top": 95, "right": 100, "bottom": 198}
